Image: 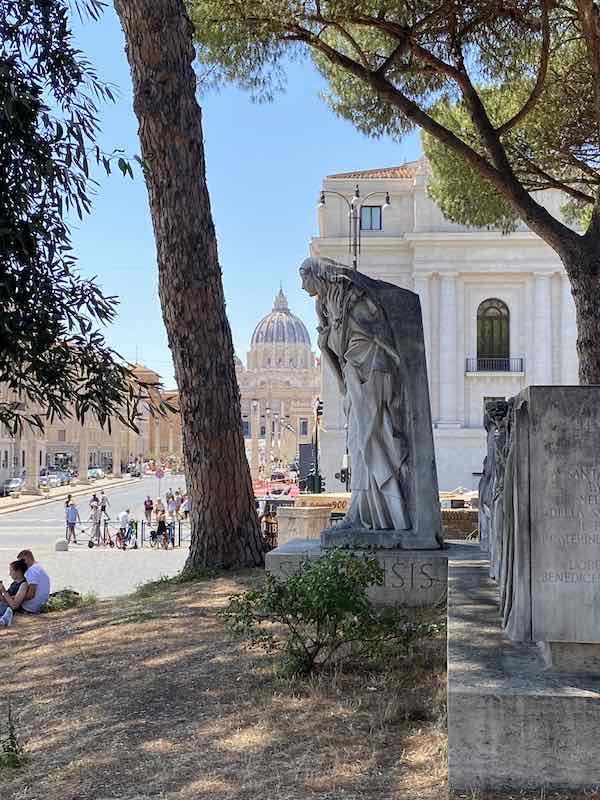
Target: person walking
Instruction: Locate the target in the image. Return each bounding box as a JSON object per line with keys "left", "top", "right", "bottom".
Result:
{"left": 143, "top": 495, "right": 154, "bottom": 524}
{"left": 181, "top": 495, "right": 190, "bottom": 520}
{"left": 89, "top": 502, "right": 102, "bottom": 545}
{"left": 99, "top": 490, "right": 110, "bottom": 520}
{"left": 156, "top": 508, "right": 168, "bottom": 548}
{"left": 116, "top": 508, "right": 130, "bottom": 549}
{"left": 167, "top": 494, "right": 177, "bottom": 522}
{"left": 65, "top": 502, "right": 81, "bottom": 544}
{"left": 174, "top": 490, "right": 182, "bottom": 519}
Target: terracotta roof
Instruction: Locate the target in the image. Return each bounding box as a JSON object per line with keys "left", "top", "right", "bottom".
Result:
{"left": 327, "top": 160, "right": 423, "bottom": 180}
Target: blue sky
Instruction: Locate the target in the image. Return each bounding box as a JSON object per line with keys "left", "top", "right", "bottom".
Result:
{"left": 71, "top": 5, "right": 421, "bottom": 387}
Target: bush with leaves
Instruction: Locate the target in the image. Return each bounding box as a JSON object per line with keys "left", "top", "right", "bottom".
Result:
{"left": 220, "top": 550, "right": 441, "bottom": 676}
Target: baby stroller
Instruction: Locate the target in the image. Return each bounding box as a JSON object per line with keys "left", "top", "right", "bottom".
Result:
{"left": 83, "top": 522, "right": 115, "bottom": 549}
{"left": 116, "top": 521, "right": 138, "bottom": 550}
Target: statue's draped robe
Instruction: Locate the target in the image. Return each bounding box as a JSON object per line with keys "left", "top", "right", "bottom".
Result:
{"left": 322, "top": 295, "right": 410, "bottom": 530}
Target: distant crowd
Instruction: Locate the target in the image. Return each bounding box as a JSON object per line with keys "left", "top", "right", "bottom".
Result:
{"left": 61, "top": 487, "right": 190, "bottom": 546}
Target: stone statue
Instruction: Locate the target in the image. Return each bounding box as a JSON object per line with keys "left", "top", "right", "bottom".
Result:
{"left": 300, "top": 257, "right": 442, "bottom": 550}
{"left": 488, "top": 400, "right": 512, "bottom": 581}
{"left": 478, "top": 407, "right": 495, "bottom": 554}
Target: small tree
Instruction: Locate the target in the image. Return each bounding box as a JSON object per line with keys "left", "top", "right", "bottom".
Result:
{"left": 1, "top": 0, "right": 142, "bottom": 433}
{"left": 189, "top": 0, "right": 600, "bottom": 383}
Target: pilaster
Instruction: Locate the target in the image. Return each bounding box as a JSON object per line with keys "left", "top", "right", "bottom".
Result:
{"left": 533, "top": 272, "right": 553, "bottom": 384}
{"left": 438, "top": 272, "right": 461, "bottom": 426}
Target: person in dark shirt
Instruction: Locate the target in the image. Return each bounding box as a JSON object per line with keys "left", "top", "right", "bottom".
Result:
{"left": 0, "top": 559, "right": 28, "bottom": 627}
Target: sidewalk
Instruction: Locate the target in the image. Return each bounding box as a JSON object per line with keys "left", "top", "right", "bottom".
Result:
{"left": 0, "top": 475, "right": 138, "bottom": 516}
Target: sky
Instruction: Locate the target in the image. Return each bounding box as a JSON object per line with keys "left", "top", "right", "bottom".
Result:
{"left": 70, "top": 5, "right": 421, "bottom": 387}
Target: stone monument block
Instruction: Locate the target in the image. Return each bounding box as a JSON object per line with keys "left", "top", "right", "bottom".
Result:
{"left": 276, "top": 505, "right": 334, "bottom": 546}
{"left": 448, "top": 549, "right": 600, "bottom": 791}
{"left": 497, "top": 386, "right": 600, "bottom": 645}
{"left": 266, "top": 540, "right": 473, "bottom": 608}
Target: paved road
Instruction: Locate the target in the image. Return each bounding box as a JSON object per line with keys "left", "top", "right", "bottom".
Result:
{"left": 0, "top": 475, "right": 190, "bottom": 598}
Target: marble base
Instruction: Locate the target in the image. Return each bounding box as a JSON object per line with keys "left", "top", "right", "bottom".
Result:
{"left": 277, "top": 506, "right": 333, "bottom": 546}
{"left": 321, "top": 526, "right": 441, "bottom": 550}
{"left": 538, "top": 642, "right": 600, "bottom": 674}
{"left": 448, "top": 552, "right": 600, "bottom": 791}
{"left": 266, "top": 539, "right": 473, "bottom": 608}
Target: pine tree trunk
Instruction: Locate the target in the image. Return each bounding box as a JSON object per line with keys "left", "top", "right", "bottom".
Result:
{"left": 562, "top": 240, "right": 600, "bottom": 385}
{"left": 114, "top": 0, "right": 264, "bottom": 568}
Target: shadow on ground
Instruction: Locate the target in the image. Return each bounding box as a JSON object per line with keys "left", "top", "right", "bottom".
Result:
{"left": 1, "top": 570, "right": 448, "bottom": 800}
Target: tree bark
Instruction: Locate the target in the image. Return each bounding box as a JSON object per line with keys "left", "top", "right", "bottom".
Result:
{"left": 562, "top": 240, "right": 600, "bottom": 385}
{"left": 114, "top": 0, "right": 264, "bottom": 568}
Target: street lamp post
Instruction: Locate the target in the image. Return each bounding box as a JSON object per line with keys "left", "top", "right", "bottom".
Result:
{"left": 318, "top": 183, "right": 391, "bottom": 271}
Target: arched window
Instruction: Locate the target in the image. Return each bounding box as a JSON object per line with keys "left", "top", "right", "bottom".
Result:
{"left": 477, "top": 299, "right": 510, "bottom": 367}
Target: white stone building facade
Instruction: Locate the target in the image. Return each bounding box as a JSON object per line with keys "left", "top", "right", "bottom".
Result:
{"left": 310, "top": 159, "right": 579, "bottom": 492}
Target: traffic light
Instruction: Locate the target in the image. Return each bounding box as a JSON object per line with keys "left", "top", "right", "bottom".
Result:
{"left": 315, "top": 398, "right": 324, "bottom": 418}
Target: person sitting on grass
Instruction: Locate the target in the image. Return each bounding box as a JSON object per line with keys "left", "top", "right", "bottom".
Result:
{"left": 16, "top": 550, "right": 51, "bottom": 615}
{"left": 0, "top": 559, "right": 28, "bottom": 627}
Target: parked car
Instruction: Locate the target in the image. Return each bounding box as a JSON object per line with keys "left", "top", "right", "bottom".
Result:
{"left": 55, "top": 469, "right": 71, "bottom": 485}
{"left": 39, "top": 473, "right": 60, "bottom": 489}
{"left": 87, "top": 467, "right": 105, "bottom": 480}
{"left": 1, "top": 476, "right": 24, "bottom": 496}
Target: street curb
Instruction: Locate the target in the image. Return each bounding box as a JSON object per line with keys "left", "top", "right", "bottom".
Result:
{"left": 0, "top": 477, "right": 139, "bottom": 517}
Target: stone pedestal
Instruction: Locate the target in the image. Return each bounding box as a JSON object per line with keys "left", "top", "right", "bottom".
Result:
{"left": 266, "top": 539, "right": 473, "bottom": 608}
{"left": 448, "top": 550, "right": 600, "bottom": 792}
{"left": 276, "top": 506, "right": 333, "bottom": 546}
{"left": 294, "top": 492, "right": 350, "bottom": 511}
{"left": 321, "top": 526, "right": 441, "bottom": 550}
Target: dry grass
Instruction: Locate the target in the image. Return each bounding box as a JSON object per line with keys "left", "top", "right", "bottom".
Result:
{"left": 1, "top": 570, "right": 447, "bottom": 800}
{"left": 0, "top": 573, "right": 594, "bottom": 800}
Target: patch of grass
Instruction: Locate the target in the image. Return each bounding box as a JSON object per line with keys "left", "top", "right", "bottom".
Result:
{"left": 134, "top": 567, "right": 221, "bottom": 598}
{"left": 42, "top": 589, "right": 97, "bottom": 613}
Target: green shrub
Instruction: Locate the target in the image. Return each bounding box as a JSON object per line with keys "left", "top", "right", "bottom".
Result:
{"left": 42, "top": 589, "right": 97, "bottom": 613}
{"left": 0, "top": 700, "right": 25, "bottom": 769}
{"left": 220, "top": 550, "right": 441, "bottom": 676}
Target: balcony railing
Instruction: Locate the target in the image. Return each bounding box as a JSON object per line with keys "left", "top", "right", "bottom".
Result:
{"left": 465, "top": 357, "right": 525, "bottom": 373}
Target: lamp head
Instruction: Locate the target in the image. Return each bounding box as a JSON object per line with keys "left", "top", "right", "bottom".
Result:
{"left": 383, "top": 192, "right": 391, "bottom": 211}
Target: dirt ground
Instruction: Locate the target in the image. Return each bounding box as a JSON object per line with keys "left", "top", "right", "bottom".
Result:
{"left": 0, "top": 572, "right": 597, "bottom": 800}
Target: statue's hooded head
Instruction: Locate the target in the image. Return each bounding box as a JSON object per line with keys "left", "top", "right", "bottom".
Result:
{"left": 300, "top": 257, "right": 343, "bottom": 298}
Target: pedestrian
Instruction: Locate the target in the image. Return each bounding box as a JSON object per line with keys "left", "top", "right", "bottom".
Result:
{"left": 166, "top": 487, "right": 174, "bottom": 503}
{"left": 64, "top": 493, "right": 72, "bottom": 511}
{"left": 89, "top": 492, "right": 99, "bottom": 509}
{"left": 154, "top": 497, "right": 165, "bottom": 520}
{"left": 99, "top": 490, "right": 110, "bottom": 520}
{"left": 156, "top": 508, "right": 168, "bottom": 547}
{"left": 116, "top": 508, "right": 130, "bottom": 549}
{"left": 174, "top": 490, "right": 182, "bottom": 519}
{"left": 89, "top": 502, "right": 102, "bottom": 545}
{"left": 143, "top": 495, "right": 154, "bottom": 524}
{"left": 181, "top": 495, "right": 190, "bottom": 520}
{"left": 65, "top": 501, "right": 80, "bottom": 544}
{"left": 167, "top": 494, "right": 177, "bottom": 522}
